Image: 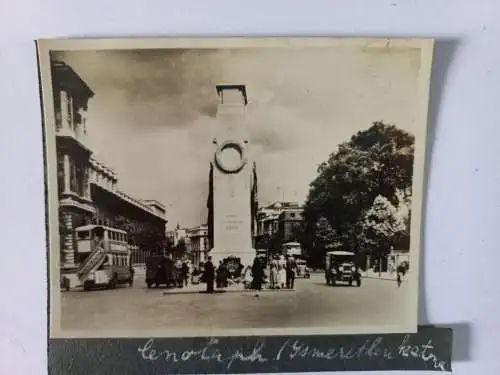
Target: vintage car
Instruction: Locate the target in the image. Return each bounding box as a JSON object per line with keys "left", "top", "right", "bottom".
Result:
{"left": 295, "top": 259, "right": 310, "bottom": 278}
{"left": 145, "top": 255, "right": 176, "bottom": 288}
{"left": 325, "top": 251, "right": 361, "bottom": 287}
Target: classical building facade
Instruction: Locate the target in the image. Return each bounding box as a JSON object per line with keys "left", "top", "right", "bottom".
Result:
{"left": 52, "top": 61, "right": 167, "bottom": 272}
{"left": 254, "top": 201, "right": 304, "bottom": 251}
{"left": 186, "top": 225, "right": 209, "bottom": 267}
{"left": 277, "top": 204, "right": 304, "bottom": 245}
{"left": 53, "top": 61, "right": 96, "bottom": 269}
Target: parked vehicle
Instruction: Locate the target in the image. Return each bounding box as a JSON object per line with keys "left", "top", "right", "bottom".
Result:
{"left": 295, "top": 259, "right": 310, "bottom": 278}
{"left": 325, "top": 251, "right": 361, "bottom": 287}
{"left": 145, "top": 255, "right": 176, "bottom": 288}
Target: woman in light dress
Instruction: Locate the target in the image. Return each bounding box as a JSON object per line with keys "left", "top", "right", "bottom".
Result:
{"left": 269, "top": 259, "right": 279, "bottom": 288}
{"left": 278, "top": 263, "right": 287, "bottom": 289}
{"left": 243, "top": 266, "right": 253, "bottom": 289}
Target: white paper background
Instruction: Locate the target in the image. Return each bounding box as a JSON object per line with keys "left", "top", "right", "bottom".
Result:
{"left": 1, "top": 1, "right": 499, "bottom": 374}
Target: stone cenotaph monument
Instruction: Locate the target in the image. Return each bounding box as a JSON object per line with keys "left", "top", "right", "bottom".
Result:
{"left": 209, "top": 85, "right": 256, "bottom": 267}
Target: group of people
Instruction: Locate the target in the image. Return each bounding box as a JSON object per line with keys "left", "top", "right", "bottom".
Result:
{"left": 173, "top": 259, "right": 191, "bottom": 288}
{"left": 268, "top": 257, "right": 297, "bottom": 289}
{"left": 200, "top": 254, "right": 299, "bottom": 296}
{"left": 201, "top": 258, "right": 235, "bottom": 293}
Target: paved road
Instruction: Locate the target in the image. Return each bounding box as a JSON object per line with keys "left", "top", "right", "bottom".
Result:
{"left": 60, "top": 273, "right": 410, "bottom": 333}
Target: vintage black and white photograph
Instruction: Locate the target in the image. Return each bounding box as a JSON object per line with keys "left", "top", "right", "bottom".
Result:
{"left": 37, "top": 37, "right": 433, "bottom": 337}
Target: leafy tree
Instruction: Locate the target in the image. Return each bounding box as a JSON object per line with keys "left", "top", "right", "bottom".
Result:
{"left": 310, "top": 216, "right": 338, "bottom": 267}
{"left": 303, "top": 122, "right": 414, "bottom": 257}
{"left": 361, "top": 195, "right": 405, "bottom": 272}
{"left": 113, "top": 215, "right": 165, "bottom": 251}
{"left": 392, "top": 188, "right": 412, "bottom": 250}
{"left": 113, "top": 215, "right": 137, "bottom": 238}
{"left": 172, "top": 238, "right": 187, "bottom": 258}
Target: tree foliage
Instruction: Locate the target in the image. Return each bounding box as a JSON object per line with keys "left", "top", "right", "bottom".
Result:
{"left": 313, "top": 217, "right": 337, "bottom": 249}
{"left": 362, "top": 195, "right": 405, "bottom": 253}
{"left": 302, "top": 122, "right": 414, "bottom": 256}
{"left": 172, "top": 238, "right": 187, "bottom": 258}
{"left": 113, "top": 215, "right": 165, "bottom": 250}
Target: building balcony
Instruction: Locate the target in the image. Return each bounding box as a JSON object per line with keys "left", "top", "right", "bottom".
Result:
{"left": 56, "top": 126, "right": 92, "bottom": 155}
{"left": 59, "top": 192, "right": 95, "bottom": 213}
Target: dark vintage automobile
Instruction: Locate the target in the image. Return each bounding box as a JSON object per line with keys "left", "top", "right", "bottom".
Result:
{"left": 295, "top": 259, "right": 311, "bottom": 278}
{"left": 325, "top": 251, "right": 361, "bottom": 287}
{"left": 145, "top": 255, "right": 176, "bottom": 288}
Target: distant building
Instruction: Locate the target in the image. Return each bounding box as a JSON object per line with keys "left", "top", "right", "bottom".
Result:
{"left": 89, "top": 157, "right": 167, "bottom": 264}
{"left": 254, "top": 201, "right": 304, "bottom": 251}
{"left": 166, "top": 224, "right": 187, "bottom": 247}
{"left": 186, "top": 225, "right": 210, "bottom": 267}
{"left": 277, "top": 204, "right": 304, "bottom": 245}
{"left": 255, "top": 202, "right": 281, "bottom": 239}
{"left": 52, "top": 61, "right": 167, "bottom": 277}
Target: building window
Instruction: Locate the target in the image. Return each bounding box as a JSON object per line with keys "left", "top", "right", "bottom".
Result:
{"left": 54, "top": 90, "right": 62, "bottom": 131}
{"left": 67, "top": 95, "right": 74, "bottom": 130}
{"left": 69, "top": 156, "right": 87, "bottom": 197}
{"left": 57, "top": 153, "right": 64, "bottom": 195}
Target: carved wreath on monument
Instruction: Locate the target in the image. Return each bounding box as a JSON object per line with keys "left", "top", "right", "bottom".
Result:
{"left": 214, "top": 139, "right": 248, "bottom": 174}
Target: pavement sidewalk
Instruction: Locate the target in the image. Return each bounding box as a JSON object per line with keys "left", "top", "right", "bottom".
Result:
{"left": 362, "top": 270, "right": 408, "bottom": 282}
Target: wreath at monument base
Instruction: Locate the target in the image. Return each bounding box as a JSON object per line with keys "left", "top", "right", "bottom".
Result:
{"left": 214, "top": 140, "right": 248, "bottom": 174}
{"left": 221, "top": 256, "right": 244, "bottom": 279}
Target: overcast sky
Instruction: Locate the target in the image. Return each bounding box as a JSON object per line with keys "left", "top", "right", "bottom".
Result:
{"left": 52, "top": 46, "right": 422, "bottom": 229}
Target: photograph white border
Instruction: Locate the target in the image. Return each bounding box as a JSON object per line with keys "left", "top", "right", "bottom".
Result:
{"left": 37, "top": 36, "right": 434, "bottom": 339}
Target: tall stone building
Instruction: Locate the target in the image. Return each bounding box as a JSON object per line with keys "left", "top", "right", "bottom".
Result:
{"left": 52, "top": 61, "right": 95, "bottom": 269}
{"left": 52, "top": 61, "right": 167, "bottom": 278}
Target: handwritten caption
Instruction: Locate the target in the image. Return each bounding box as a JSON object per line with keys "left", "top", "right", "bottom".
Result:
{"left": 137, "top": 335, "right": 447, "bottom": 371}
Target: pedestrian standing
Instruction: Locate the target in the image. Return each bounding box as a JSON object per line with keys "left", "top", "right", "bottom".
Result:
{"left": 286, "top": 257, "right": 297, "bottom": 289}
{"left": 181, "top": 261, "right": 189, "bottom": 287}
{"left": 396, "top": 263, "right": 404, "bottom": 287}
{"left": 243, "top": 265, "right": 252, "bottom": 289}
{"left": 278, "top": 263, "right": 286, "bottom": 289}
{"left": 251, "top": 257, "right": 264, "bottom": 297}
{"left": 175, "top": 259, "right": 183, "bottom": 288}
{"left": 204, "top": 256, "right": 215, "bottom": 293}
{"left": 270, "top": 260, "right": 278, "bottom": 289}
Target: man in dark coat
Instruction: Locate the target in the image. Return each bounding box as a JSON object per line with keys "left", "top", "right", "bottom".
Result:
{"left": 181, "top": 261, "right": 190, "bottom": 287}
{"left": 204, "top": 256, "right": 215, "bottom": 293}
{"left": 286, "top": 257, "right": 297, "bottom": 289}
{"left": 251, "top": 256, "right": 265, "bottom": 296}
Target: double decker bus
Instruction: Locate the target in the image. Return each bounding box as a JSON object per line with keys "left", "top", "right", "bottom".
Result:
{"left": 74, "top": 225, "right": 133, "bottom": 291}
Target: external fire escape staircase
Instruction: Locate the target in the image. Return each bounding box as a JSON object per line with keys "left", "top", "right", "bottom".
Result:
{"left": 77, "top": 243, "right": 107, "bottom": 283}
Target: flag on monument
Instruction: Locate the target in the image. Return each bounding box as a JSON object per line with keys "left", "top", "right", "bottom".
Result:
{"left": 251, "top": 162, "right": 258, "bottom": 236}
{"left": 207, "top": 162, "right": 214, "bottom": 249}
